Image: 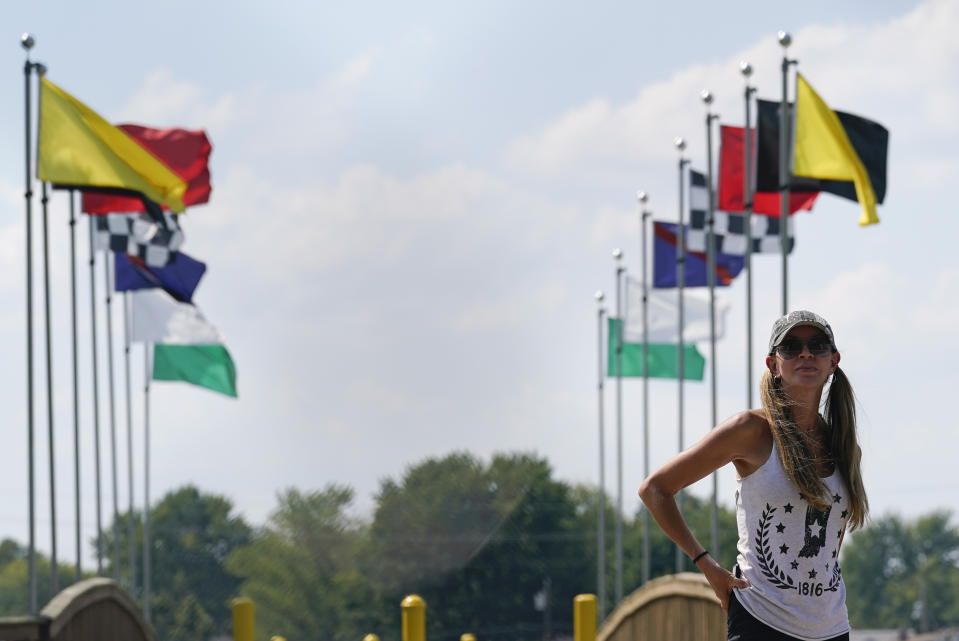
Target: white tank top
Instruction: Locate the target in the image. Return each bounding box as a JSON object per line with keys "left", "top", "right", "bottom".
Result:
{"left": 734, "top": 440, "right": 851, "bottom": 640}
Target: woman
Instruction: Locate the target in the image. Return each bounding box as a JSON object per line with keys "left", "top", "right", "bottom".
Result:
{"left": 638, "top": 310, "right": 868, "bottom": 641}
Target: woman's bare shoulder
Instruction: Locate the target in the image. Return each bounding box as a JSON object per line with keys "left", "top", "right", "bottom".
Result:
{"left": 713, "top": 409, "right": 773, "bottom": 464}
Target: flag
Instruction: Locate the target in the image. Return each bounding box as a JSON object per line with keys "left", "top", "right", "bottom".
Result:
{"left": 718, "top": 124, "right": 818, "bottom": 216}
{"left": 94, "top": 212, "right": 184, "bottom": 267}
{"left": 607, "top": 318, "right": 704, "bottom": 380}
{"left": 83, "top": 126, "right": 212, "bottom": 214}
{"left": 624, "top": 278, "right": 728, "bottom": 343}
{"left": 132, "top": 289, "right": 236, "bottom": 397}
{"left": 37, "top": 77, "right": 186, "bottom": 213}
{"left": 793, "top": 74, "right": 880, "bottom": 226}
{"left": 114, "top": 252, "right": 206, "bottom": 303}
{"left": 652, "top": 223, "right": 745, "bottom": 289}
{"left": 754, "top": 98, "right": 888, "bottom": 208}
{"left": 686, "top": 167, "right": 795, "bottom": 254}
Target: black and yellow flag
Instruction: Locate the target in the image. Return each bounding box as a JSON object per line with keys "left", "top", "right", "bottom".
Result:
{"left": 793, "top": 74, "right": 880, "bottom": 226}
{"left": 37, "top": 77, "right": 186, "bottom": 213}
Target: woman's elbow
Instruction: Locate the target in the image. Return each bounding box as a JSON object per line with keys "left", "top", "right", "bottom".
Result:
{"left": 638, "top": 477, "right": 662, "bottom": 506}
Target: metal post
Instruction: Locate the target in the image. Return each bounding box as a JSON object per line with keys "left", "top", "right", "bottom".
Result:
{"left": 637, "top": 191, "right": 651, "bottom": 585}
{"left": 778, "top": 31, "right": 795, "bottom": 315}
{"left": 88, "top": 218, "right": 103, "bottom": 575}
{"left": 612, "top": 249, "right": 624, "bottom": 605}
{"left": 673, "top": 138, "right": 689, "bottom": 574}
{"left": 40, "top": 178, "right": 59, "bottom": 595}
{"left": 21, "top": 33, "right": 38, "bottom": 614}
{"left": 594, "top": 291, "right": 606, "bottom": 617}
{"left": 702, "top": 90, "right": 720, "bottom": 559}
{"left": 741, "top": 62, "right": 756, "bottom": 409}
{"left": 69, "top": 191, "right": 81, "bottom": 582}
{"left": 143, "top": 343, "right": 152, "bottom": 622}
{"left": 104, "top": 253, "right": 121, "bottom": 582}
{"left": 123, "top": 293, "right": 136, "bottom": 595}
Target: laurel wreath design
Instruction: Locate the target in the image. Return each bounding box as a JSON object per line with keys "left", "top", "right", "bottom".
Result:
{"left": 755, "top": 503, "right": 796, "bottom": 590}
{"left": 824, "top": 560, "right": 842, "bottom": 592}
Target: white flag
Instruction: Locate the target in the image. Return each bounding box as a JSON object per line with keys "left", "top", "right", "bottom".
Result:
{"left": 624, "top": 277, "right": 728, "bottom": 343}
{"left": 131, "top": 289, "right": 224, "bottom": 344}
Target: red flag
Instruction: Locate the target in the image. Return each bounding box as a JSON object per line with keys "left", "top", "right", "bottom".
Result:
{"left": 718, "top": 125, "right": 817, "bottom": 217}
{"left": 82, "top": 125, "right": 212, "bottom": 214}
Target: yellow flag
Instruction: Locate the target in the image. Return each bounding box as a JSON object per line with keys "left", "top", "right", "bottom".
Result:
{"left": 793, "top": 74, "right": 878, "bottom": 226}
{"left": 37, "top": 77, "right": 186, "bottom": 213}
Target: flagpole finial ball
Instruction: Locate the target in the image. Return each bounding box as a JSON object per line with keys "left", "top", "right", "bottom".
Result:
{"left": 740, "top": 61, "right": 753, "bottom": 77}
{"left": 35, "top": 63, "right": 46, "bottom": 76}
{"left": 637, "top": 191, "right": 648, "bottom": 204}
{"left": 700, "top": 89, "right": 713, "bottom": 105}
{"left": 20, "top": 33, "right": 35, "bottom": 50}
{"left": 595, "top": 290, "right": 605, "bottom": 303}
{"left": 777, "top": 31, "right": 792, "bottom": 48}
{"left": 674, "top": 137, "right": 686, "bottom": 151}
{"left": 612, "top": 248, "right": 623, "bottom": 260}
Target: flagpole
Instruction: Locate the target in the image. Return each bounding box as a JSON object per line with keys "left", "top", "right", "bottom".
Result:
{"left": 637, "top": 190, "right": 651, "bottom": 585}
{"left": 673, "top": 137, "right": 688, "bottom": 575}
{"left": 612, "top": 248, "right": 624, "bottom": 605}
{"left": 741, "top": 62, "right": 756, "bottom": 410}
{"left": 702, "top": 90, "right": 720, "bottom": 560}
{"left": 143, "top": 342, "right": 152, "bottom": 623}
{"left": 594, "top": 290, "right": 606, "bottom": 618}
{"left": 778, "top": 31, "right": 796, "bottom": 314}
{"left": 21, "top": 33, "right": 38, "bottom": 614}
{"left": 105, "top": 253, "right": 121, "bottom": 582}
{"left": 88, "top": 217, "right": 104, "bottom": 575}
{"left": 123, "top": 293, "right": 137, "bottom": 595}
{"left": 69, "top": 190, "right": 82, "bottom": 582}
{"left": 40, "top": 175, "right": 59, "bottom": 596}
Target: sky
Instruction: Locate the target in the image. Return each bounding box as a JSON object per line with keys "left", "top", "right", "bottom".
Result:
{"left": 0, "top": 0, "right": 956, "bottom": 575}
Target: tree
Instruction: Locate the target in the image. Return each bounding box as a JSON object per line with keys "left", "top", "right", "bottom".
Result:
{"left": 842, "top": 510, "right": 959, "bottom": 632}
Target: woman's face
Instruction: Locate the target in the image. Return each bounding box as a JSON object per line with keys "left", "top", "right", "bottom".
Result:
{"left": 765, "top": 325, "right": 840, "bottom": 390}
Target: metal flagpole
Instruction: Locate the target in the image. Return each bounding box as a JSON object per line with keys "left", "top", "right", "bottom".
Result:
{"left": 702, "top": 90, "right": 720, "bottom": 558}
{"left": 40, "top": 176, "right": 58, "bottom": 595}
{"left": 741, "top": 62, "right": 756, "bottom": 409}
{"left": 88, "top": 218, "right": 104, "bottom": 575}
{"left": 637, "top": 190, "right": 651, "bottom": 585}
{"left": 21, "top": 33, "right": 38, "bottom": 614}
{"left": 69, "top": 190, "right": 82, "bottom": 582}
{"left": 778, "top": 31, "right": 796, "bottom": 314}
{"left": 123, "top": 293, "right": 136, "bottom": 594}
{"left": 612, "top": 248, "right": 624, "bottom": 605}
{"left": 594, "top": 290, "right": 606, "bottom": 618}
{"left": 104, "top": 253, "right": 121, "bottom": 582}
{"left": 143, "top": 342, "right": 152, "bottom": 623}
{"left": 673, "top": 137, "right": 689, "bottom": 574}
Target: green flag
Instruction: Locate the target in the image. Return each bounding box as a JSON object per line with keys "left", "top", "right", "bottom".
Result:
{"left": 607, "top": 318, "right": 705, "bottom": 380}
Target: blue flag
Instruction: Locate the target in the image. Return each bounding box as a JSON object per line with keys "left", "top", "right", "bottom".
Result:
{"left": 114, "top": 251, "right": 206, "bottom": 303}
{"left": 653, "top": 221, "right": 745, "bottom": 288}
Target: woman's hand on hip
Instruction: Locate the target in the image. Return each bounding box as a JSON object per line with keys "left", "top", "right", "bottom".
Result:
{"left": 699, "top": 557, "right": 749, "bottom": 614}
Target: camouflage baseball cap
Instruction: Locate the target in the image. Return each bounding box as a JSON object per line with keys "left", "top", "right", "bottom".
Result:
{"left": 767, "top": 310, "right": 837, "bottom": 354}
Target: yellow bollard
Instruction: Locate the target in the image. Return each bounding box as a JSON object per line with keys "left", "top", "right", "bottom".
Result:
{"left": 461, "top": 634, "right": 476, "bottom": 641}
{"left": 364, "top": 635, "right": 380, "bottom": 641}
{"left": 573, "top": 594, "right": 597, "bottom": 641}
{"left": 232, "top": 598, "right": 255, "bottom": 641}
{"left": 401, "top": 594, "right": 426, "bottom": 641}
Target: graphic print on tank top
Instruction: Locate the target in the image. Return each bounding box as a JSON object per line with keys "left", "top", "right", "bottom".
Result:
{"left": 753, "top": 491, "right": 848, "bottom": 596}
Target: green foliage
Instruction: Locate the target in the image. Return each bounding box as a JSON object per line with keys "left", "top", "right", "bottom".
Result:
{"left": 843, "top": 510, "right": 959, "bottom": 632}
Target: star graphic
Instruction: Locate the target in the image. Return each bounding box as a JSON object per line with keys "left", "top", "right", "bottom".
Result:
{"left": 809, "top": 524, "right": 823, "bottom": 539}
{"left": 841, "top": 509, "right": 848, "bottom": 519}
{"left": 784, "top": 503, "right": 794, "bottom": 513}
{"left": 790, "top": 560, "right": 799, "bottom": 570}
{"left": 832, "top": 550, "right": 837, "bottom": 558}
{"left": 808, "top": 569, "right": 818, "bottom": 579}
{"left": 779, "top": 543, "right": 789, "bottom": 555}
{"left": 776, "top": 523, "right": 786, "bottom": 533}
{"left": 825, "top": 563, "right": 830, "bottom": 572}
{"left": 833, "top": 493, "right": 841, "bottom": 503}
{"left": 837, "top": 529, "right": 843, "bottom": 539}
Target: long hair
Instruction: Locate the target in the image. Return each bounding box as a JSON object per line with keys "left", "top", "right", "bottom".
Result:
{"left": 759, "top": 366, "right": 868, "bottom": 530}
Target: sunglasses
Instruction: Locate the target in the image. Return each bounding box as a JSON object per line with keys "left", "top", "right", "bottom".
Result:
{"left": 774, "top": 336, "right": 833, "bottom": 360}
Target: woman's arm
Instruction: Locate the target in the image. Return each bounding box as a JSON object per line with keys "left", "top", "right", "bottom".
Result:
{"left": 638, "top": 410, "right": 767, "bottom": 611}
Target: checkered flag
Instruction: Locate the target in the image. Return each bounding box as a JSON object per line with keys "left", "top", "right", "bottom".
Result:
{"left": 93, "top": 211, "right": 184, "bottom": 267}
{"left": 685, "top": 168, "right": 794, "bottom": 255}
